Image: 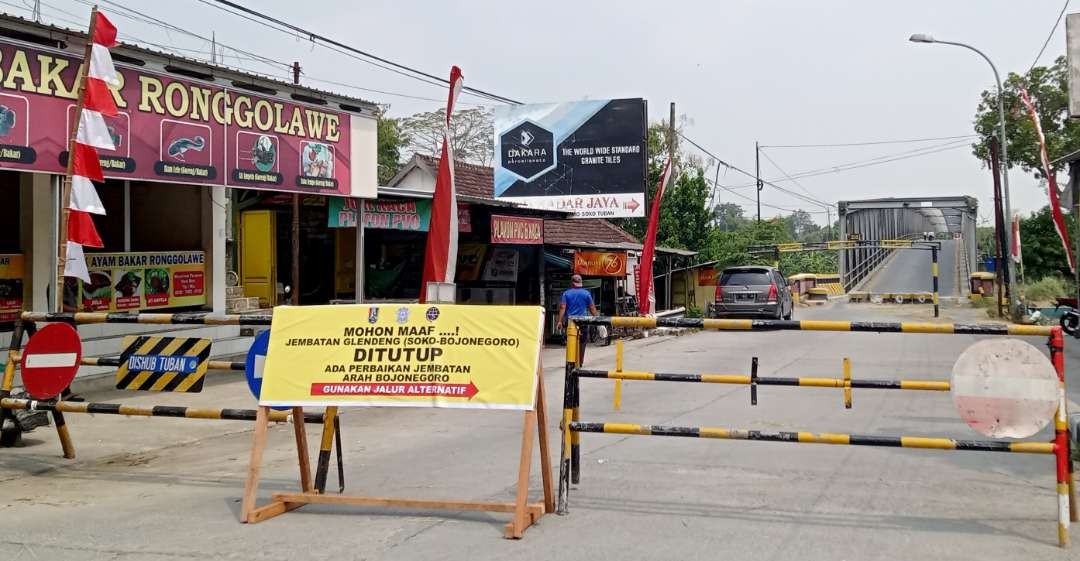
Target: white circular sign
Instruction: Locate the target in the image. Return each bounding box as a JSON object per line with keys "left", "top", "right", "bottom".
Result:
{"left": 951, "top": 339, "right": 1059, "bottom": 438}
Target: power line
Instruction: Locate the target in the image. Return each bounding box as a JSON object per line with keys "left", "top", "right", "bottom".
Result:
{"left": 758, "top": 149, "right": 825, "bottom": 206}
{"left": 759, "top": 134, "right": 976, "bottom": 149}
{"left": 1028, "top": 0, "right": 1070, "bottom": 74}
{"left": 45, "top": 0, "right": 480, "bottom": 106}
{"left": 678, "top": 132, "right": 835, "bottom": 209}
{"left": 679, "top": 132, "right": 831, "bottom": 214}
{"left": 200, "top": 0, "right": 522, "bottom": 105}
{"left": 728, "top": 139, "right": 972, "bottom": 187}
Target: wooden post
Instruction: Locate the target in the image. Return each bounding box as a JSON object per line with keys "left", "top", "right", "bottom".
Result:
{"left": 292, "top": 406, "right": 313, "bottom": 493}
{"left": 241, "top": 406, "right": 270, "bottom": 522}
{"left": 56, "top": 7, "right": 100, "bottom": 313}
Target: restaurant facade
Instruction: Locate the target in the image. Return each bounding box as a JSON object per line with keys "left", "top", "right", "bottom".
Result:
{"left": 0, "top": 14, "right": 378, "bottom": 354}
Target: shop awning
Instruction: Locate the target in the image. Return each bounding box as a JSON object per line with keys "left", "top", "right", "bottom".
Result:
{"left": 544, "top": 251, "right": 573, "bottom": 269}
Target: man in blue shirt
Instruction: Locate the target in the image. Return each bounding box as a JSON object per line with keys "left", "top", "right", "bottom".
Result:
{"left": 557, "top": 275, "right": 598, "bottom": 362}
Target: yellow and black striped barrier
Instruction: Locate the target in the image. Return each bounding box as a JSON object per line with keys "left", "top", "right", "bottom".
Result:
{"left": 570, "top": 422, "right": 1056, "bottom": 454}
{"left": 114, "top": 335, "right": 213, "bottom": 393}
{"left": 0, "top": 397, "right": 324, "bottom": 424}
{"left": 575, "top": 368, "right": 950, "bottom": 392}
{"left": 20, "top": 311, "right": 273, "bottom": 325}
{"left": 569, "top": 315, "right": 1053, "bottom": 337}
{"left": 557, "top": 316, "right": 1075, "bottom": 547}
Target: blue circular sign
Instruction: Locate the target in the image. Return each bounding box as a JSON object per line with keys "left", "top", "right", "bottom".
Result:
{"left": 245, "top": 330, "right": 287, "bottom": 410}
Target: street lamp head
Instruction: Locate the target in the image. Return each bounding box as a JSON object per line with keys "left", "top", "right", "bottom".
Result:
{"left": 909, "top": 33, "right": 936, "bottom": 44}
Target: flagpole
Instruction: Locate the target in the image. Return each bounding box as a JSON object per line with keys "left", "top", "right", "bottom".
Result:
{"left": 56, "top": 5, "right": 99, "bottom": 313}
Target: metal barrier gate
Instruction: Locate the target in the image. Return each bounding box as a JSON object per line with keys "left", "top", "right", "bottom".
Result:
{"left": 558, "top": 316, "right": 1077, "bottom": 547}
{"left": 1, "top": 312, "right": 343, "bottom": 493}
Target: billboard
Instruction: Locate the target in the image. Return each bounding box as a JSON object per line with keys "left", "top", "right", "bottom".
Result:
{"left": 0, "top": 38, "right": 376, "bottom": 197}
{"left": 63, "top": 251, "right": 206, "bottom": 312}
{"left": 493, "top": 99, "right": 647, "bottom": 218}
{"left": 573, "top": 251, "right": 627, "bottom": 277}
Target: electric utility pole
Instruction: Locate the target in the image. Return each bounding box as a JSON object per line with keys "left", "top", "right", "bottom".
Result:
{"left": 755, "top": 141, "right": 762, "bottom": 223}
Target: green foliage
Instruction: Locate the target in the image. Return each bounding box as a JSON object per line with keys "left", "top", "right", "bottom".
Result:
{"left": 780, "top": 251, "right": 838, "bottom": 275}
{"left": 975, "top": 225, "right": 997, "bottom": 257}
{"left": 685, "top": 302, "right": 703, "bottom": 318}
{"left": 1021, "top": 275, "right": 1072, "bottom": 304}
{"left": 1018, "top": 205, "right": 1076, "bottom": 280}
{"left": 712, "top": 202, "right": 747, "bottom": 232}
{"left": 973, "top": 56, "right": 1080, "bottom": 174}
{"left": 377, "top": 112, "right": 406, "bottom": 184}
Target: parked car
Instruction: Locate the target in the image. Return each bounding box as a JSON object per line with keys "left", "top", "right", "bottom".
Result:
{"left": 709, "top": 266, "right": 793, "bottom": 319}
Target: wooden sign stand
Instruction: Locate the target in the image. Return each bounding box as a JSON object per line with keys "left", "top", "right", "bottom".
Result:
{"left": 240, "top": 362, "right": 554, "bottom": 539}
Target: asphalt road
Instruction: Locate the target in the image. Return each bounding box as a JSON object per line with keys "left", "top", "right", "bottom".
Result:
{"left": 0, "top": 302, "right": 1076, "bottom": 560}
{"left": 866, "top": 239, "right": 958, "bottom": 296}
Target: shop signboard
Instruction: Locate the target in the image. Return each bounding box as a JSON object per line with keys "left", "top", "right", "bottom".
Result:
{"left": 490, "top": 215, "right": 543, "bottom": 244}
{"left": 573, "top": 251, "right": 627, "bottom": 277}
{"left": 0, "top": 254, "right": 24, "bottom": 322}
{"left": 65, "top": 251, "right": 206, "bottom": 312}
{"left": 482, "top": 248, "right": 519, "bottom": 282}
{"left": 328, "top": 197, "right": 470, "bottom": 232}
{"left": 697, "top": 267, "right": 720, "bottom": 286}
{"left": 493, "top": 98, "right": 647, "bottom": 218}
{"left": 0, "top": 38, "right": 376, "bottom": 197}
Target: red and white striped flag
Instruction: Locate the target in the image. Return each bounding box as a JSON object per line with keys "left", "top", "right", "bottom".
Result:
{"left": 65, "top": 11, "right": 119, "bottom": 282}
{"left": 638, "top": 156, "right": 673, "bottom": 315}
{"left": 1019, "top": 88, "right": 1074, "bottom": 273}
{"left": 1011, "top": 212, "right": 1023, "bottom": 264}
{"left": 419, "top": 66, "right": 463, "bottom": 302}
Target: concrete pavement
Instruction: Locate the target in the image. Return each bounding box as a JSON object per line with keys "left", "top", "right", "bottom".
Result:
{"left": 0, "top": 302, "right": 1076, "bottom": 560}
{"left": 866, "top": 239, "right": 958, "bottom": 296}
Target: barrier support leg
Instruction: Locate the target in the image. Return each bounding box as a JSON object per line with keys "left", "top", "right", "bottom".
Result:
{"left": 334, "top": 415, "right": 345, "bottom": 493}
{"left": 1051, "top": 328, "right": 1073, "bottom": 546}
{"left": 557, "top": 322, "right": 578, "bottom": 515}
{"left": 842, "top": 357, "right": 852, "bottom": 409}
{"left": 613, "top": 340, "right": 623, "bottom": 411}
{"left": 314, "top": 406, "right": 339, "bottom": 494}
{"left": 1050, "top": 328, "right": 1078, "bottom": 523}
{"left": 931, "top": 247, "right": 939, "bottom": 318}
{"left": 0, "top": 320, "right": 26, "bottom": 440}
{"left": 571, "top": 324, "right": 583, "bottom": 485}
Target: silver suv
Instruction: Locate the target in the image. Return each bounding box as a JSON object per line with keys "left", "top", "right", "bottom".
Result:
{"left": 709, "top": 266, "right": 793, "bottom": 320}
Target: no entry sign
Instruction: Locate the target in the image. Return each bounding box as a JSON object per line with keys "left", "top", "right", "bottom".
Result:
{"left": 20, "top": 323, "right": 82, "bottom": 399}
{"left": 951, "top": 339, "right": 1059, "bottom": 438}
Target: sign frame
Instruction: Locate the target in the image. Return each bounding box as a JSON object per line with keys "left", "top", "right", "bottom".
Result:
{"left": 240, "top": 305, "right": 553, "bottom": 537}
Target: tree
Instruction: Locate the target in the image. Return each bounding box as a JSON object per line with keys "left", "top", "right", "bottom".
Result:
{"left": 712, "top": 203, "right": 747, "bottom": 232}
{"left": 973, "top": 56, "right": 1080, "bottom": 176}
{"left": 657, "top": 168, "right": 712, "bottom": 251}
{"left": 399, "top": 107, "right": 494, "bottom": 165}
{"left": 1018, "top": 205, "right": 1076, "bottom": 280}
{"left": 377, "top": 111, "right": 407, "bottom": 184}
{"left": 785, "top": 209, "right": 817, "bottom": 241}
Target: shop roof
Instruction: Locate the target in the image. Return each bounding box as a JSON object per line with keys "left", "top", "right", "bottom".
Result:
{"left": 0, "top": 13, "right": 379, "bottom": 116}
{"left": 410, "top": 154, "right": 495, "bottom": 199}
{"left": 544, "top": 219, "right": 638, "bottom": 246}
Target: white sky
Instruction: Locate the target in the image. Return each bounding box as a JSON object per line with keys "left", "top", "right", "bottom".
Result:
{"left": 22, "top": 0, "right": 1077, "bottom": 224}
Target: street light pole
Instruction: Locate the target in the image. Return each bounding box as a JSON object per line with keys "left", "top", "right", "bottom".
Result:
{"left": 909, "top": 33, "right": 1019, "bottom": 318}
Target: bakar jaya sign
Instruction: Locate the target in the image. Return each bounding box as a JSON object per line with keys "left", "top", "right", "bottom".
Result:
{"left": 0, "top": 38, "right": 376, "bottom": 197}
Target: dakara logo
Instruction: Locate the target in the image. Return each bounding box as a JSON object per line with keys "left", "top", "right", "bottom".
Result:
{"left": 500, "top": 120, "right": 555, "bottom": 181}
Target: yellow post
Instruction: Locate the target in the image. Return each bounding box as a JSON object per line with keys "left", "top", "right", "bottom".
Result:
{"left": 613, "top": 340, "right": 623, "bottom": 411}
{"left": 842, "top": 357, "right": 852, "bottom": 409}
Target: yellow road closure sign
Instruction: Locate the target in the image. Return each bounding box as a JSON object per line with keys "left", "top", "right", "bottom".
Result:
{"left": 260, "top": 304, "right": 545, "bottom": 410}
